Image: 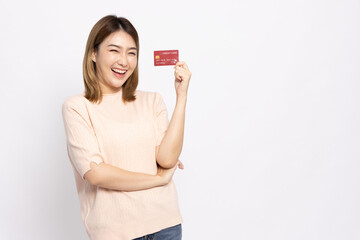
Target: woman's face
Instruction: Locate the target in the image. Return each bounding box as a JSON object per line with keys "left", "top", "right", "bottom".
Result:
{"left": 92, "top": 30, "right": 137, "bottom": 94}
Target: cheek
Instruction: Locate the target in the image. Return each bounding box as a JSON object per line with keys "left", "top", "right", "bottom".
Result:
{"left": 129, "top": 57, "right": 137, "bottom": 68}
{"left": 99, "top": 53, "right": 116, "bottom": 66}
{"left": 106, "top": 55, "right": 118, "bottom": 65}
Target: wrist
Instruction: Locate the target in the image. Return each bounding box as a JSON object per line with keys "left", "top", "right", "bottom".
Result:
{"left": 155, "top": 174, "right": 166, "bottom": 186}
{"left": 176, "top": 94, "right": 187, "bottom": 103}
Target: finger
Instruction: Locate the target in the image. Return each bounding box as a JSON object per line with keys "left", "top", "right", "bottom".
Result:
{"left": 181, "top": 62, "right": 190, "bottom": 71}
{"left": 177, "top": 160, "right": 184, "bottom": 169}
{"left": 175, "top": 73, "right": 183, "bottom": 81}
{"left": 175, "top": 73, "right": 189, "bottom": 82}
{"left": 175, "top": 61, "right": 185, "bottom": 67}
{"left": 175, "top": 61, "right": 189, "bottom": 72}
{"left": 175, "top": 68, "right": 187, "bottom": 73}
{"left": 175, "top": 68, "right": 188, "bottom": 76}
{"left": 175, "top": 68, "right": 190, "bottom": 78}
{"left": 174, "top": 66, "right": 185, "bottom": 73}
{"left": 175, "top": 75, "right": 182, "bottom": 81}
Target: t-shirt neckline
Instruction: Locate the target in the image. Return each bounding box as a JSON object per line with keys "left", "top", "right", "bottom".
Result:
{"left": 102, "top": 89, "right": 123, "bottom": 97}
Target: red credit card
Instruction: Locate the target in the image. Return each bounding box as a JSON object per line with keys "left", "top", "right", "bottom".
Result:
{"left": 154, "top": 50, "right": 179, "bottom": 66}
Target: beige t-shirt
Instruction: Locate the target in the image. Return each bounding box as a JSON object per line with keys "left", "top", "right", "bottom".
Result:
{"left": 62, "top": 89, "right": 182, "bottom": 240}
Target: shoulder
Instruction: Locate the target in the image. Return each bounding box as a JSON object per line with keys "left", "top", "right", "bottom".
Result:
{"left": 62, "top": 94, "right": 90, "bottom": 116}
{"left": 135, "top": 90, "right": 164, "bottom": 103}
{"left": 134, "top": 90, "right": 167, "bottom": 113}
{"left": 135, "top": 90, "right": 158, "bottom": 98}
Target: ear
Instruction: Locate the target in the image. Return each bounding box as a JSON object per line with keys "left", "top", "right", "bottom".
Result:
{"left": 91, "top": 49, "right": 96, "bottom": 63}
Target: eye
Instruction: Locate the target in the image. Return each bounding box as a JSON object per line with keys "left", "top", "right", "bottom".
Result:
{"left": 110, "top": 49, "right": 118, "bottom": 53}
{"left": 129, "top": 52, "right": 137, "bottom": 56}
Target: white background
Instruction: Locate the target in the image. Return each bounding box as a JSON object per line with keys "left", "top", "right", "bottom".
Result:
{"left": 1, "top": 0, "right": 359, "bottom": 239}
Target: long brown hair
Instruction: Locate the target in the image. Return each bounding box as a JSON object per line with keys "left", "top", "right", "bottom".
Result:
{"left": 83, "top": 15, "right": 139, "bottom": 103}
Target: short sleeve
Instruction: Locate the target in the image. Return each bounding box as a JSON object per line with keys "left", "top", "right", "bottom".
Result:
{"left": 154, "top": 93, "right": 169, "bottom": 146}
{"left": 62, "top": 100, "right": 104, "bottom": 179}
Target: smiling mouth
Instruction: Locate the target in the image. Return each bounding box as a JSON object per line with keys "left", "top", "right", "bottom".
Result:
{"left": 111, "top": 68, "right": 127, "bottom": 74}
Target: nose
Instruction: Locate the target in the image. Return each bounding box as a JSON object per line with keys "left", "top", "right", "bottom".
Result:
{"left": 117, "top": 52, "right": 128, "bottom": 67}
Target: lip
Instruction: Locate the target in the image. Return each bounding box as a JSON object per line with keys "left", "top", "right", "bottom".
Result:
{"left": 112, "top": 71, "right": 126, "bottom": 79}
{"left": 111, "top": 68, "right": 127, "bottom": 79}
{"left": 112, "top": 67, "right": 128, "bottom": 71}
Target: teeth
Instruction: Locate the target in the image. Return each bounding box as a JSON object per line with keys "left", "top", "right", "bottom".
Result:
{"left": 112, "top": 68, "right": 126, "bottom": 74}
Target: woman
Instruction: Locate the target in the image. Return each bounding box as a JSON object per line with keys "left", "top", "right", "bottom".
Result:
{"left": 62, "top": 15, "right": 191, "bottom": 240}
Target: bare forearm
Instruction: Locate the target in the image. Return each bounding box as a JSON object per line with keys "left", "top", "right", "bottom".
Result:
{"left": 85, "top": 162, "right": 164, "bottom": 191}
{"left": 157, "top": 95, "right": 187, "bottom": 168}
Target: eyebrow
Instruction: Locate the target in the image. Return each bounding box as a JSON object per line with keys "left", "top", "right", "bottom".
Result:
{"left": 107, "top": 44, "right": 137, "bottom": 51}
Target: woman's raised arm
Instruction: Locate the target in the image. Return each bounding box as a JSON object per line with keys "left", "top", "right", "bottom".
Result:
{"left": 156, "top": 61, "right": 191, "bottom": 168}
